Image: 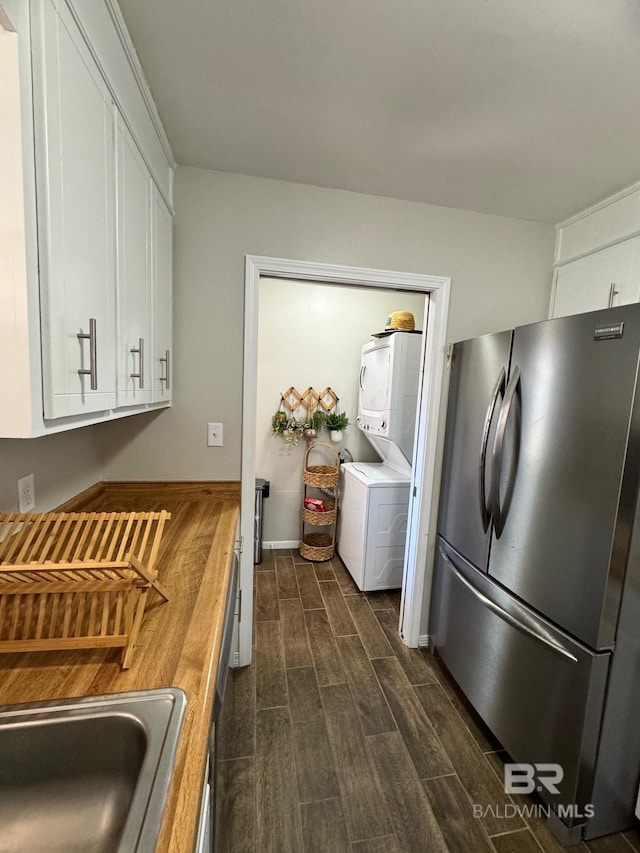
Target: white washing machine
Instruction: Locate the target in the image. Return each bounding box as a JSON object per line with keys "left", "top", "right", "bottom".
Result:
{"left": 336, "top": 462, "right": 410, "bottom": 591}
{"left": 336, "top": 330, "right": 422, "bottom": 591}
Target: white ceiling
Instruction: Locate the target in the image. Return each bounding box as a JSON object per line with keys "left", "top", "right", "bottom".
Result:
{"left": 118, "top": 0, "right": 640, "bottom": 224}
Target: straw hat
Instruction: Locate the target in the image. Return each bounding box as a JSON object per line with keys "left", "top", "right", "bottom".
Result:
{"left": 372, "top": 310, "right": 420, "bottom": 338}
{"left": 385, "top": 311, "right": 415, "bottom": 331}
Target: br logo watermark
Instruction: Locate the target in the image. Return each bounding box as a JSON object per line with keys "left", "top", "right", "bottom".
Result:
{"left": 471, "top": 763, "right": 595, "bottom": 821}
{"left": 504, "top": 763, "right": 563, "bottom": 795}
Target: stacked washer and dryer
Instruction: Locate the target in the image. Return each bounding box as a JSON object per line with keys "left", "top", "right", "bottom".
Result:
{"left": 336, "top": 328, "right": 422, "bottom": 591}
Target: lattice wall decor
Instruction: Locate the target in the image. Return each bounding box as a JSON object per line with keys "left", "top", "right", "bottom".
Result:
{"left": 280, "top": 386, "right": 339, "bottom": 419}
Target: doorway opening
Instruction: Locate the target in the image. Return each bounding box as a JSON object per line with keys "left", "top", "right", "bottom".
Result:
{"left": 239, "top": 257, "right": 450, "bottom": 667}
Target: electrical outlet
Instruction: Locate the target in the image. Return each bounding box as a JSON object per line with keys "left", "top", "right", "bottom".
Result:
{"left": 17, "top": 473, "right": 35, "bottom": 512}
{"left": 207, "top": 422, "right": 223, "bottom": 447}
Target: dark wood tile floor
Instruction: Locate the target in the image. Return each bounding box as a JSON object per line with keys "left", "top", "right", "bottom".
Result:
{"left": 216, "top": 549, "right": 640, "bottom": 853}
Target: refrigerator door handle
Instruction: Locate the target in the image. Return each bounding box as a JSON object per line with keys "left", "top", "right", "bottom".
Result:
{"left": 479, "top": 367, "right": 506, "bottom": 532}
{"left": 491, "top": 363, "right": 521, "bottom": 538}
{"left": 441, "top": 550, "right": 578, "bottom": 663}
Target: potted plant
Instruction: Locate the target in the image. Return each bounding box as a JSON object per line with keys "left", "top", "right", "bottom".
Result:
{"left": 271, "top": 409, "right": 288, "bottom": 436}
{"left": 303, "top": 420, "right": 317, "bottom": 439}
{"left": 312, "top": 410, "right": 327, "bottom": 431}
{"left": 284, "top": 419, "right": 306, "bottom": 445}
{"left": 324, "top": 411, "right": 349, "bottom": 443}
{"left": 303, "top": 410, "right": 327, "bottom": 439}
{"left": 271, "top": 411, "right": 306, "bottom": 446}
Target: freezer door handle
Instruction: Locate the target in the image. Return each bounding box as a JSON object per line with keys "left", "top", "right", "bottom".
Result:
{"left": 441, "top": 549, "right": 578, "bottom": 663}
{"left": 479, "top": 367, "right": 506, "bottom": 532}
{"left": 491, "top": 363, "right": 520, "bottom": 538}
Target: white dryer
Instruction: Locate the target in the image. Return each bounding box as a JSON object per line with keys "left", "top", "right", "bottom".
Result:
{"left": 357, "top": 331, "right": 422, "bottom": 470}
{"left": 337, "top": 330, "right": 422, "bottom": 591}
{"left": 336, "top": 463, "right": 410, "bottom": 591}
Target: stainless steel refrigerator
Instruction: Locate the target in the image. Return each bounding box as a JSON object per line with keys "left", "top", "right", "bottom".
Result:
{"left": 430, "top": 303, "right": 640, "bottom": 843}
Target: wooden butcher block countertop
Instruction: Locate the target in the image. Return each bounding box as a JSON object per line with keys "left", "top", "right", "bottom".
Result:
{"left": 0, "top": 480, "right": 241, "bottom": 853}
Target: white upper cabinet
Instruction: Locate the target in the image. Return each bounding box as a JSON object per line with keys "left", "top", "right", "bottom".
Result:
{"left": 551, "top": 180, "right": 640, "bottom": 319}
{"left": 33, "top": 0, "right": 117, "bottom": 418}
{"left": 0, "top": 18, "right": 36, "bottom": 438}
{"left": 0, "top": 0, "right": 174, "bottom": 437}
{"left": 551, "top": 237, "right": 640, "bottom": 319}
{"left": 116, "top": 114, "right": 152, "bottom": 407}
{"left": 151, "top": 188, "right": 173, "bottom": 404}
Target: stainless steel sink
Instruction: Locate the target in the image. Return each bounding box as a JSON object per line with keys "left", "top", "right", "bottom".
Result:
{"left": 0, "top": 687, "right": 187, "bottom": 853}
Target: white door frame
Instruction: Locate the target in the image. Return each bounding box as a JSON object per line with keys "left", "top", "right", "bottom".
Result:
{"left": 239, "top": 255, "right": 450, "bottom": 666}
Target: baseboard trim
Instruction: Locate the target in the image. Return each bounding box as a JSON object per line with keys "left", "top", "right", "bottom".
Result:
{"left": 104, "top": 480, "right": 241, "bottom": 500}
{"left": 263, "top": 540, "right": 299, "bottom": 549}
{"left": 54, "top": 480, "right": 241, "bottom": 511}
{"left": 418, "top": 634, "right": 430, "bottom": 648}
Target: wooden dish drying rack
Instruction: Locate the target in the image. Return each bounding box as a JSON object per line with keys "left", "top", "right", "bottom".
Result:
{"left": 0, "top": 511, "right": 171, "bottom": 669}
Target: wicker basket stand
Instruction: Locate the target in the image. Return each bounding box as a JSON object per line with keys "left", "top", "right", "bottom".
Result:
{"left": 300, "top": 443, "right": 339, "bottom": 561}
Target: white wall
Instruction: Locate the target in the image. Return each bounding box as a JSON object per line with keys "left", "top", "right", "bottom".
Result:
{"left": 256, "top": 278, "right": 426, "bottom": 544}
{"left": 0, "top": 430, "right": 103, "bottom": 512}
{"left": 0, "top": 165, "right": 554, "bottom": 635}
{"left": 98, "top": 166, "right": 555, "bottom": 482}
{"left": 0, "top": 164, "right": 554, "bottom": 628}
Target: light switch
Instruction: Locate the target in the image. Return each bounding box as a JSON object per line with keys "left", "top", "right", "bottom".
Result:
{"left": 207, "top": 422, "right": 223, "bottom": 447}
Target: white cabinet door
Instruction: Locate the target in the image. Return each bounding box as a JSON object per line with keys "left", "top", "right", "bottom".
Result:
{"left": 32, "top": 0, "right": 116, "bottom": 418}
{"left": 551, "top": 237, "right": 640, "bottom": 319}
{"left": 116, "top": 114, "right": 152, "bottom": 407}
{"left": 151, "top": 187, "right": 173, "bottom": 403}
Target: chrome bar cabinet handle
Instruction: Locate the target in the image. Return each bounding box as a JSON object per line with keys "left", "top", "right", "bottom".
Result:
{"left": 130, "top": 338, "right": 144, "bottom": 389}
{"left": 160, "top": 349, "right": 171, "bottom": 390}
{"left": 608, "top": 283, "right": 619, "bottom": 308}
{"left": 77, "top": 318, "right": 97, "bottom": 390}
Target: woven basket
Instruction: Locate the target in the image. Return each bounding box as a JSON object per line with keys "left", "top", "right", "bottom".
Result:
{"left": 299, "top": 532, "right": 334, "bottom": 562}
{"left": 303, "top": 443, "right": 339, "bottom": 488}
{"left": 301, "top": 500, "right": 336, "bottom": 526}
